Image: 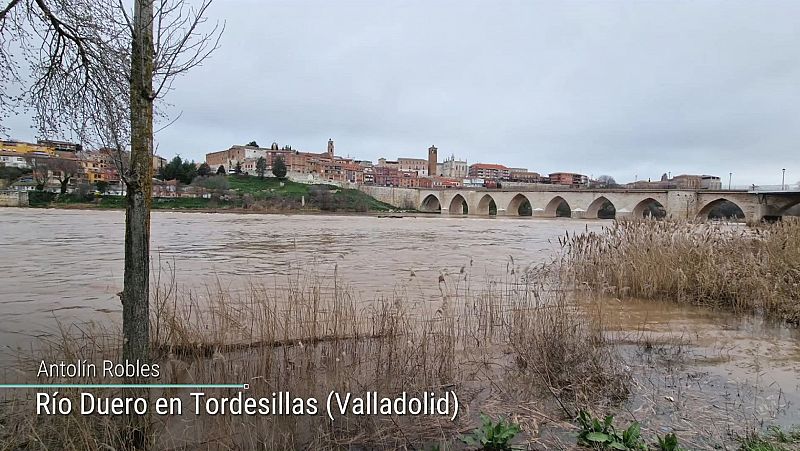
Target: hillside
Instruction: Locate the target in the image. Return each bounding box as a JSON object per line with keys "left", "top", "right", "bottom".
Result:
{"left": 32, "top": 175, "right": 399, "bottom": 213}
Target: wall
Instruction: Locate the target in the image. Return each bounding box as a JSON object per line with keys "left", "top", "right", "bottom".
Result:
{"left": 0, "top": 191, "right": 28, "bottom": 207}
{"left": 357, "top": 185, "right": 419, "bottom": 209}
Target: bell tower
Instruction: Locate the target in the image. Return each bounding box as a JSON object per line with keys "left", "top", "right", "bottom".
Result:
{"left": 428, "top": 145, "right": 438, "bottom": 177}
{"left": 327, "top": 138, "right": 334, "bottom": 159}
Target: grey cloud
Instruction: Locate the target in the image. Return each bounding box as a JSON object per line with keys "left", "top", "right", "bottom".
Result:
{"left": 7, "top": 0, "right": 800, "bottom": 185}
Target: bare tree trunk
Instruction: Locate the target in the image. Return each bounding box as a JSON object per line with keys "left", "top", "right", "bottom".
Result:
{"left": 125, "top": 0, "right": 154, "bottom": 373}
{"left": 124, "top": 0, "right": 154, "bottom": 447}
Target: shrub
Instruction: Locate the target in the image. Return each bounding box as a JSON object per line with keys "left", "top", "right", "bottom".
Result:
{"left": 28, "top": 190, "right": 56, "bottom": 206}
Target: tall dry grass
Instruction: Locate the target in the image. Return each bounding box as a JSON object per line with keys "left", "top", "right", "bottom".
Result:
{"left": 0, "top": 261, "right": 629, "bottom": 450}
{"left": 563, "top": 218, "right": 800, "bottom": 323}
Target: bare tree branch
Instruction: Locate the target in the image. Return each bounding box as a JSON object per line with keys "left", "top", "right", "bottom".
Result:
{"left": 0, "top": 0, "right": 21, "bottom": 21}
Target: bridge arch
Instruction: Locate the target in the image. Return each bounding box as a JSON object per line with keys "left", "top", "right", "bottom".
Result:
{"left": 448, "top": 194, "right": 468, "bottom": 215}
{"left": 633, "top": 198, "right": 666, "bottom": 219}
{"left": 545, "top": 196, "right": 572, "bottom": 218}
{"left": 696, "top": 198, "right": 746, "bottom": 221}
{"left": 506, "top": 193, "right": 532, "bottom": 216}
{"left": 777, "top": 198, "right": 800, "bottom": 217}
{"left": 476, "top": 194, "right": 498, "bottom": 216}
{"left": 586, "top": 196, "right": 616, "bottom": 219}
{"left": 419, "top": 194, "right": 441, "bottom": 213}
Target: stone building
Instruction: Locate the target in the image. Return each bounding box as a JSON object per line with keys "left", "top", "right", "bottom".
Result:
{"left": 437, "top": 154, "right": 468, "bottom": 178}
{"left": 397, "top": 157, "right": 429, "bottom": 176}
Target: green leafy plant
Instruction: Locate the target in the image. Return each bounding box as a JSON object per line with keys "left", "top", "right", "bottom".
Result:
{"left": 461, "top": 413, "right": 522, "bottom": 450}
{"left": 576, "top": 410, "right": 646, "bottom": 450}
{"left": 656, "top": 433, "right": 683, "bottom": 451}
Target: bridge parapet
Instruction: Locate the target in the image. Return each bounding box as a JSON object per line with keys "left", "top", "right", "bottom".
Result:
{"left": 411, "top": 187, "right": 800, "bottom": 222}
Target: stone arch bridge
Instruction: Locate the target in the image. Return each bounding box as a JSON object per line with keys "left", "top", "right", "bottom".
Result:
{"left": 359, "top": 186, "right": 800, "bottom": 222}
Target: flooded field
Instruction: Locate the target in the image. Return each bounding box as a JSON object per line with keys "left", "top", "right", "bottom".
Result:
{"left": 0, "top": 208, "right": 798, "bottom": 448}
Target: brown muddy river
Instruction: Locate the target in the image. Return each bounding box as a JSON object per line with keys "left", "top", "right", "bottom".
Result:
{"left": 1, "top": 208, "right": 798, "bottom": 427}
{"left": 0, "top": 208, "right": 593, "bottom": 347}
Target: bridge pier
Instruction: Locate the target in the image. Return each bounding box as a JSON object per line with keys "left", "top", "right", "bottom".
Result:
{"left": 570, "top": 209, "right": 588, "bottom": 219}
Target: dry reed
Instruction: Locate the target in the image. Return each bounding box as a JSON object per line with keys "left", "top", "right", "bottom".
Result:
{"left": 0, "top": 260, "right": 629, "bottom": 450}
{"left": 563, "top": 218, "right": 800, "bottom": 324}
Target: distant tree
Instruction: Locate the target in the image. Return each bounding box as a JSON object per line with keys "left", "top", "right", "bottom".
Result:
{"left": 197, "top": 162, "right": 211, "bottom": 177}
{"left": 74, "top": 182, "right": 94, "bottom": 201}
{"left": 49, "top": 158, "right": 82, "bottom": 194}
{"left": 596, "top": 175, "right": 618, "bottom": 188}
{"left": 234, "top": 160, "right": 243, "bottom": 174}
{"left": 217, "top": 165, "right": 226, "bottom": 175}
{"left": 184, "top": 162, "right": 198, "bottom": 183}
{"left": 255, "top": 156, "right": 267, "bottom": 179}
{"left": 0, "top": 166, "right": 30, "bottom": 186}
{"left": 159, "top": 156, "right": 199, "bottom": 184}
{"left": 272, "top": 156, "right": 287, "bottom": 179}
{"left": 660, "top": 173, "right": 669, "bottom": 181}
{"left": 247, "top": 141, "right": 259, "bottom": 147}
{"left": 95, "top": 180, "right": 110, "bottom": 194}
{"left": 25, "top": 156, "right": 50, "bottom": 190}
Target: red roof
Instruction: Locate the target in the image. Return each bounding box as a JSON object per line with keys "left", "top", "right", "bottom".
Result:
{"left": 470, "top": 163, "right": 509, "bottom": 170}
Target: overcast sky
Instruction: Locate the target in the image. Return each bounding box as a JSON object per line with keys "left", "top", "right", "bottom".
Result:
{"left": 7, "top": 0, "right": 800, "bottom": 185}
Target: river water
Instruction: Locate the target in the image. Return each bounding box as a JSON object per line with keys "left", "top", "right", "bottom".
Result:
{"left": 0, "top": 208, "right": 798, "bottom": 426}
{"left": 0, "top": 208, "right": 596, "bottom": 347}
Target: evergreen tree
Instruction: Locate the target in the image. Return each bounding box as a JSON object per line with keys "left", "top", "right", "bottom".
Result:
{"left": 197, "top": 162, "right": 211, "bottom": 177}
{"left": 255, "top": 156, "right": 267, "bottom": 179}
{"left": 272, "top": 156, "right": 287, "bottom": 179}
{"left": 159, "top": 155, "right": 199, "bottom": 184}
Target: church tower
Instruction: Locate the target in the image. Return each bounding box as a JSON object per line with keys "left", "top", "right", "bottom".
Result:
{"left": 327, "top": 138, "right": 334, "bottom": 159}
{"left": 427, "top": 145, "right": 438, "bottom": 177}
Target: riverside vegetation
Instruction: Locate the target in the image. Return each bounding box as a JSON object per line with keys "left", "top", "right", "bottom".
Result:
{"left": 563, "top": 219, "right": 800, "bottom": 324}
{"left": 27, "top": 174, "right": 397, "bottom": 213}
{"left": 1, "top": 219, "right": 799, "bottom": 449}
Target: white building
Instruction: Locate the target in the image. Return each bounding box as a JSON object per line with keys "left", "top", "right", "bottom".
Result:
{"left": 438, "top": 154, "right": 468, "bottom": 178}
{"left": 0, "top": 151, "right": 29, "bottom": 169}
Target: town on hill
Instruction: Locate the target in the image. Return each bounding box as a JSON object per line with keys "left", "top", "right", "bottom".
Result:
{"left": 1, "top": 137, "right": 728, "bottom": 202}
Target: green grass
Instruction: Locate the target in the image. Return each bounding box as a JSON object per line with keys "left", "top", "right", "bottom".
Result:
{"left": 330, "top": 187, "right": 394, "bottom": 212}
{"left": 738, "top": 426, "right": 800, "bottom": 451}
{"left": 227, "top": 175, "right": 395, "bottom": 212}
{"left": 52, "top": 193, "right": 95, "bottom": 205}
{"left": 227, "top": 175, "right": 307, "bottom": 197}
{"left": 93, "top": 196, "right": 233, "bottom": 210}
{"left": 33, "top": 175, "right": 398, "bottom": 213}
{"left": 152, "top": 197, "right": 226, "bottom": 209}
